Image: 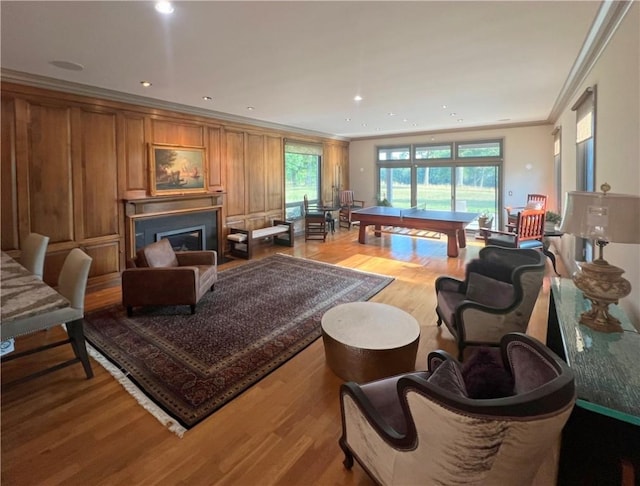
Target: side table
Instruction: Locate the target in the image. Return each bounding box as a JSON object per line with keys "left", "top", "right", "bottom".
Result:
{"left": 321, "top": 302, "right": 420, "bottom": 383}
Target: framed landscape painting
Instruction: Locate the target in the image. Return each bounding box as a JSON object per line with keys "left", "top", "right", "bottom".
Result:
{"left": 149, "top": 144, "right": 207, "bottom": 196}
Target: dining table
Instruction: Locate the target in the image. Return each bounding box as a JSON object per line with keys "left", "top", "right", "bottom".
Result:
{"left": 1, "top": 251, "right": 93, "bottom": 386}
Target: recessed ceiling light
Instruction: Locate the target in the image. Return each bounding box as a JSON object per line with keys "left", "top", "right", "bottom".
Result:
{"left": 354, "top": 95, "right": 363, "bottom": 102}
{"left": 412, "top": 123, "right": 418, "bottom": 127}
{"left": 247, "top": 106, "right": 255, "bottom": 111}
{"left": 457, "top": 118, "right": 464, "bottom": 123}
{"left": 140, "top": 81, "right": 152, "bottom": 87}
{"left": 388, "top": 112, "right": 396, "bottom": 117}
{"left": 345, "top": 118, "right": 351, "bottom": 122}
{"left": 155, "top": 1, "right": 174, "bottom": 14}
{"left": 361, "top": 123, "right": 367, "bottom": 127}
{"left": 49, "top": 60, "right": 84, "bottom": 71}
{"left": 442, "top": 105, "right": 447, "bottom": 109}
{"left": 202, "top": 96, "right": 213, "bottom": 101}
{"left": 402, "top": 118, "right": 408, "bottom": 123}
{"left": 449, "top": 112, "right": 457, "bottom": 117}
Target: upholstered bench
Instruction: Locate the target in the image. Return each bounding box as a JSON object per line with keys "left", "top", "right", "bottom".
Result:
{"left": 227, "top": 219, "right": 294, "bottom": 259}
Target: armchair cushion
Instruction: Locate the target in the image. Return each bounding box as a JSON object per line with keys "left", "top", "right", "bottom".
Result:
{"left": 135, "top": 238, "right": 178, "bottom": 268}
{"left": 465, "top": 273, "right": 515, "bottom": 308}
{"left": 462, "top": 348, "right": 514, "bottom": 399}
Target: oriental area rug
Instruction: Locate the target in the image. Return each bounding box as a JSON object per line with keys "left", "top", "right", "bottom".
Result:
{"left": 83, "top": 254, "right": 393, "bottom": 436}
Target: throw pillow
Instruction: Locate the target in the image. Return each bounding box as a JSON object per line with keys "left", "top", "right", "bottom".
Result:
{"left": 525, "top": 201, "right": 543, "bottom": 210}
{"left": 462, "top": 348, "right": 514, "bottom": 399}
{"left": 427, "top": 359, "right": 468, "bottom": 397}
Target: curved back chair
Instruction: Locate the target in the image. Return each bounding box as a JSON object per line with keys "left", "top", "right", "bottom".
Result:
{"left": 435, "top": 246, "right": 546, "bottom": 359}
{"left": 339, "top": 333, "right": 576, "bottom": 486}
{"left": 20, "top": 233, "right": 50, "bottom": 280}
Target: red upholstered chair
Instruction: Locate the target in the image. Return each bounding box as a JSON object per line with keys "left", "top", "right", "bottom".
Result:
{"left": 506, "top": 194, "right": 547, "bottom": 230}
{"left": 484, "top": 208, "right": 546, "bottom": 251}
{"left": 122, "top": 238, "right": 217, "bottom": 316}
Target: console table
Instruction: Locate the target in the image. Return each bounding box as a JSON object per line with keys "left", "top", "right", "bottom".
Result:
{"left": 547, "top": 277, "right": 639, "bottom": 484}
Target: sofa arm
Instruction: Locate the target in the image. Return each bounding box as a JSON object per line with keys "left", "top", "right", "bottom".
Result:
{"left": 175, "top": 250, "right": 217, "bottom": 266}
{"left": 121, "top": 267, "right": 199, "bottom": 306}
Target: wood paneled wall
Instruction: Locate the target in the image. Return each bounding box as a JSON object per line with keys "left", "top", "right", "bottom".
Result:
{"left": 0, "top": 82, "right": 349, "bottom": 289}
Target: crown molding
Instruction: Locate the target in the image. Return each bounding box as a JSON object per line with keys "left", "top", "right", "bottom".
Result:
{"left": 0, "top": 68, "right": 349, "bottom": 142}
{"left": 548, "top": 0, "right": 634, "bottom": 123}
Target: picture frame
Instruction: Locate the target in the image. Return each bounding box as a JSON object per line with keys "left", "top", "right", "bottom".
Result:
{"left": 149, "top": 144, "right": 207, "bottom": 196}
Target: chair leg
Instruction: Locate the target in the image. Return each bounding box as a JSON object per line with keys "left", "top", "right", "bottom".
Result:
{"left": 190, "top": 304, "right": 196, "bottom": 315}
{"left": 210, "top": 284, "right": 215, "bottom": 292}
{"left": 127, "top": 306, "right": 133, "bottom": 317}
{"left": 66, "top": 319, "right": 94, "bottom": 379}
{"left": 339, "top": 438, "right": 354, "bottom": 470}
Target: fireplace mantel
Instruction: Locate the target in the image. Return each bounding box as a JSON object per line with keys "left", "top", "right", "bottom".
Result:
{"left": 124, "top": 193, "right": 224, "bottom": 259}
{"left": 124, "top": 193, "right": 224, "bottom": 217}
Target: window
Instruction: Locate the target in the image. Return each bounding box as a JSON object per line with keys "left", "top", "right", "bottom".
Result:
{"left": 284, "top": 141, "right": 322, "bottom": 220}
{"left": 553, "top": 127, "right": 562, "bottom": 211}
{"left": 376, "top": 140, "right": 502, "bottom": 228}
{"left": 378, "top": 146, "right": 410, "bottom": 161}
{"left": 457, "top": 141, "right": 502, "bottom": 158}
{"left": 572, "top": 86, "right": 596, "bottom": 260}
{"left": 415, "top": 144, "right": 452, "bottom": 160}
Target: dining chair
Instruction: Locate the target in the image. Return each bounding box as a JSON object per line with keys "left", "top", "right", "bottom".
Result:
{"left": 303, "top": 195, "right": 327, "bottom": 241}
{"left": 1, "top": 248, "right": 94, "bottom": 385}
{"left": 338, "top": 190, "right": 365, "bottom": 229}
{"left": 20, "top": 233, "right": 49, "bottom": 280}
{"left": 506, "top": 194, "right": 547, "bottom": 230}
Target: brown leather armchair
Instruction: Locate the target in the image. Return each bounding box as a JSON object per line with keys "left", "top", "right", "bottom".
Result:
{"left": 122, "top": 238, "right": 217, "bottom": 316}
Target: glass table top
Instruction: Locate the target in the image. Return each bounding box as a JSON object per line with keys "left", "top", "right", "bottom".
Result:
{"left": 551, "top": 277, "right": 639, "bottom": 425}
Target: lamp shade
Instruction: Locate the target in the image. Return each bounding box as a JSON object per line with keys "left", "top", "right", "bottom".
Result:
{"left": 560, "top": 191, "right": 640, "bottom": 244}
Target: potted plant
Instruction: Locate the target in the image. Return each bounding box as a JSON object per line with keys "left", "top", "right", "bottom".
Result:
{"left": 376, "top": 193, "right": 392, "bottom": 207}
{"left": 478, "top": 211, "right": 493, "bottom": 229}
{"left": 545, "top": 210, "right": 562, "bottom": 231}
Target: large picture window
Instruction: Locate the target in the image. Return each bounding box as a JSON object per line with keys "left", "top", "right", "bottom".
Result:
{"left": 284, "top": 141, "right": 322, "bottom": 220}
{"left": 572, "top": 86, "right": 596, "bottom": 260}
{"left": 376, "top": 139, "right": 502, "bottom": 229}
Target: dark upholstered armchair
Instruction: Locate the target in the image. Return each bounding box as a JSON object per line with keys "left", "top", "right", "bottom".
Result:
{"left": 435, "top": 246, "right": 546, "bottom": 359}
{"left": 122, "top": 238, "right": 217, "bottom": 316}
{"left": 339, "top": 333, "right": 576, "bottom": 486}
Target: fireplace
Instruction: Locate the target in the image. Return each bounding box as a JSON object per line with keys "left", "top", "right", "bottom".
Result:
{"left": 156, "top": 225, "right": 206, "bottom": 251}
{"left": 125, "top": 194, "right": 224, "bottom": 260}
{"left": 133, "top": 211, "right": 217, "bottom": 253}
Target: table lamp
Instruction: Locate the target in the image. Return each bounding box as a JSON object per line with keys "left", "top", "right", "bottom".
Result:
{"left": 559, "top": 183, "right": 640, "bottom": 332}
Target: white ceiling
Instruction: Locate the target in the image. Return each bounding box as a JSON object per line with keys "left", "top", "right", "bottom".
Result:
{"left": 1, "top": 1, "right": 603, "bottom": 139}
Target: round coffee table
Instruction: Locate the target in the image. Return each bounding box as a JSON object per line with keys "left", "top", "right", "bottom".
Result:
{"left": 321, "top": 302, "right": 420, "bottom": 383}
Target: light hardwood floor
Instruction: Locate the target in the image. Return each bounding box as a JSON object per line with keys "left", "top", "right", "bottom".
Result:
{"left": 1, "top": 228, "right": 559, "bottom": 485}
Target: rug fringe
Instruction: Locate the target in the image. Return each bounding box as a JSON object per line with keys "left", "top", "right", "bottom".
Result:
{"left": 86, "top": 342, "right": 187, "bottom": 438}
